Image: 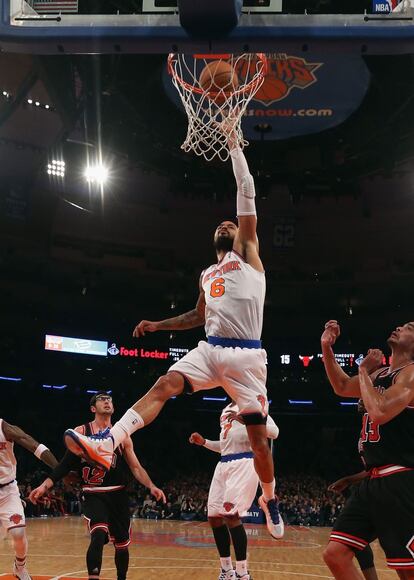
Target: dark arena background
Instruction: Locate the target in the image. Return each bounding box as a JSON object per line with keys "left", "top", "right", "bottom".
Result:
{"left": 1, "top": 0, "right": 414, "bottom": 578}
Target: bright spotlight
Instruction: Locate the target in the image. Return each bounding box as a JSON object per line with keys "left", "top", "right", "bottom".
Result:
{"left": 27, "top": 99, "right": 33, "bottom": 104}
{"left": 84, "top": 164, "right": 109, "bottom": 185}
{"left": 46, "top": 159, "right": 65, "bottom": 178}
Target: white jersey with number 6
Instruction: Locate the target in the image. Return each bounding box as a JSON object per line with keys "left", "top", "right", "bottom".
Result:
{"left": 201, "top": 250, "right": 265, "bottom": 340}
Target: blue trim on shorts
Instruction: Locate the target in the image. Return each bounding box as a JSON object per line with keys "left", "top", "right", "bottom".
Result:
{"left": 207, "top": 336, "right": 262, "bottom": 349}
{"left": 220, "top": 452, "right": 254, "bottom": 462}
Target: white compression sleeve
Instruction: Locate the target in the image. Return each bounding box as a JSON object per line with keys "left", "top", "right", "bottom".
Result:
{"left": 203, "top": 439, "right": 222, "bottom": 453}
{"left": 230, "top": 147, "right": 256, "bottom": 217}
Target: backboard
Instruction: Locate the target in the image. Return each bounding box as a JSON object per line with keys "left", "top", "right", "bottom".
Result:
{"left": 1, "top": 0, "right": 414, "bottom": 54}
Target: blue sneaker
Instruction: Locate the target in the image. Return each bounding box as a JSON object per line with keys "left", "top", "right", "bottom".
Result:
{"left": 258, "top": 494, "right": 284, "bottom": 539}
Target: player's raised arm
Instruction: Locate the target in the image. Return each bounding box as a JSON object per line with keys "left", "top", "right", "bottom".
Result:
{"left": 2, "top": 421, "right": 58, "bottom": 469}
{"left": 223, "top": 121, "right": 263, "bottom": 272}
{"left": 321, "top": 321, "right": 362, "bottom": 397}
{"left": 133, "top": 281, "right": 205, "bottom": 338}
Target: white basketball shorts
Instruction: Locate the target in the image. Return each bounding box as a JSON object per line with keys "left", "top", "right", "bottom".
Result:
{"left": 0, "top": 482, "right": 25, "bottom": 531}
{"left": 168, "top": 341, "right": 268, "bottom": 415}
{"left": 208, "top": 458, "right": 259, "bottom": 517}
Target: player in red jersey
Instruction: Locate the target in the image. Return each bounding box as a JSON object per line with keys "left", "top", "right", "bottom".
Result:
{"left": 322, "top": 320, "right": 414, "bottom": 579}
{"left": 30, "top": 392, "right": 165, "bottom": 580}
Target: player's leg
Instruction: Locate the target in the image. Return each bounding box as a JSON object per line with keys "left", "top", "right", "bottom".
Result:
{"left": 209, "top": 517, "right": 235, "bottom": 580}
{"left": 9, "top": 528, "right": 30, "bottom": 580}
{"left": 64, "top": 343, "right": 219, "bottom": 468}
{"left": 371, "top": 471, "right": 414, "bottom": 579}
{"left": 355, "top": 545, "right": 378, "bottom": 580}
{"left": 2, "top": 485, "right": 31, "bottom": 580}
{"left": 224, "top": 515, "right": 249, "bottom": 580}
{"left": 108, "top": 490, "right": 131, "bottom": 580}
{"left": 64, "top": 371, "right": 185, "bottom": 467}
{"left": 208, "top": 464, "right": 235, "bottom": 579}
{"left": 83, "top": 494, "right": 110, "bottom": 580}
{"left": 222, "top": 459, "right": 259, "bottom": 579}
{"left": 325, "top": 481, "right": 375, "bottom": 580}
{"left": 222, "top": 348, "right": 283, "bottom": 538}
{"left": 323, "top": 541, "right": 365, "bottom": 580}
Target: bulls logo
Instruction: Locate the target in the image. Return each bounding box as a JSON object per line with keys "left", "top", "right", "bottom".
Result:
{"left": 236, "top": 54, "right": 322, "bottom": 107}
{"left": 9, "top": 514, "right": 22, "bottom": 525}
{"left": 299, "top": 355, "right": 314, "bottom": 368}
{"left": 223, "top": 502, "right": 235, "bottom": 513}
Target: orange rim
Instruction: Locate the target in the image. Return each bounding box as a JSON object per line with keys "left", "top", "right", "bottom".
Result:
{"left": 167, "top": 53, "right": 268, "bottom": 99}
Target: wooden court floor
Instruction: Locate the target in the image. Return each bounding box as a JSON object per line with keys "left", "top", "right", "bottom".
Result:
{"left": 0, "top": 517, "right": 395, "bottom": 579}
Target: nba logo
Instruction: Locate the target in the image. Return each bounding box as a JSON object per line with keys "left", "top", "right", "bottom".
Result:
{"left": 372, "top": 0, "right": 398, "bottom": 12}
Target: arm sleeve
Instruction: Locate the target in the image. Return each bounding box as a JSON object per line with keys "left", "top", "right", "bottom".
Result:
{"left": 230, "top": 147, "right": 256, "bottom": 217}
{"left": 266, "top": 415, "right": 279, "bottom": 440}
{"left": 203, "top": 439, "right": 222, "bottom": 453}
{"left": 49, "top": 451, "right": 81, "bottom": 483}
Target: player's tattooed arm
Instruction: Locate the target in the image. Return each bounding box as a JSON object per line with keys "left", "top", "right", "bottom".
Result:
{"left": 133, "top": 286, "right": 205, "bottom": 337}
{"left": 359, "top": 354, "right": 414, "bottom": 425}
{"left": 2, "top": 421, "right": 58, "bottom": 468}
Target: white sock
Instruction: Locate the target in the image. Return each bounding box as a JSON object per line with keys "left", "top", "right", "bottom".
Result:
{"left": 220, "top": 556, "right": 233, "bottom": 571}
{"left": 236, "top": 560, "right": 248, "bottom": 577}
{"left": 261, "top": 479, "right": 275, "bottom": 502}
{"left": 110, "top": 409, "right": 144, "bottom": 448}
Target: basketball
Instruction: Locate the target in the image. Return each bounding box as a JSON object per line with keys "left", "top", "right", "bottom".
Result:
{"left": 199, "top": 60, "right": 239, "bottom": 102}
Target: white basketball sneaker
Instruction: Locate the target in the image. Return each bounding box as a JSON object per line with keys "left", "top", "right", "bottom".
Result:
{"left": 258, "top": 495, "right": 284, "bottom": 539}
{"left": 218, "top": 569, "right": 236, "bottom": 580}
{"left": 64, "top": 429, "right": 114, "bottom": 470}
{"left": 13, "top": 561, "right": 32, "bottom": 580}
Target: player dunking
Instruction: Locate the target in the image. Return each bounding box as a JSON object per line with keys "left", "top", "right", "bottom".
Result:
{"left": 64, "top": 126, "right": 284, "bottom": 539}
{"left": 321, "top": 320, "right": 414, "bottom": 579}
{"left": 0, "top": 418, "right": 58, "bottom": 580}
{"left": 30, "top": 392, "right": 165, "bottom": 580}
{"left": 190, "top": 401, "right": 279, "bottom": 580}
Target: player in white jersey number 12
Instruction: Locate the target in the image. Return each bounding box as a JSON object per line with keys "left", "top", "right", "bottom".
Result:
{"left": 64, "top": 119, "right": 284, "bottom": 539}
{"left": 190, "top": 401, "right": 280, "bottom": 580}
{"left": 0, "top": 418, "right": 58, "bottom": 580}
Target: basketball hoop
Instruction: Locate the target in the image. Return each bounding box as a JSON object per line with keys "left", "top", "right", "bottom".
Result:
{"left": 168, "top": 53, "right": 267, "bottom": 162}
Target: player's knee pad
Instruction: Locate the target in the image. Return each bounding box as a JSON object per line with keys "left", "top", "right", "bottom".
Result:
{"left": 240, "top": 412, "right": 267, "bottom": 426}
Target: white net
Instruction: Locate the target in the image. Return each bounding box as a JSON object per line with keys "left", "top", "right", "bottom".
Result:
{"left": 168, "top": 53, "right": 267, "bottom": 162}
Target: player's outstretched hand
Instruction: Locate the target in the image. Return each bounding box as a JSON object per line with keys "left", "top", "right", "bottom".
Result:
{"left": 328, "top": 477, "right": 350, "bottom": 494}
{"left": 189, "top": 432, "right": 206, "bottom": 446}
{"left": 29, "top": 482, "right": 50, "bottom": 504}
{"left": 150, "top": 485, "right": 167, "bottom": 504}
{"left": 359, "top": 349, "right": 384, "bottom": 374}
{"left": 321, "top": 320, "right": 340, "bottom": 347}
{"left": 133, "top": 320, "right": 160, "bottom": 338}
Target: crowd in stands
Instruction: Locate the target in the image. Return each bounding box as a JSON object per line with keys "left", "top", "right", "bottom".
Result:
{"left": 18, "top": 470, "right": 345, "bottom": 527}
